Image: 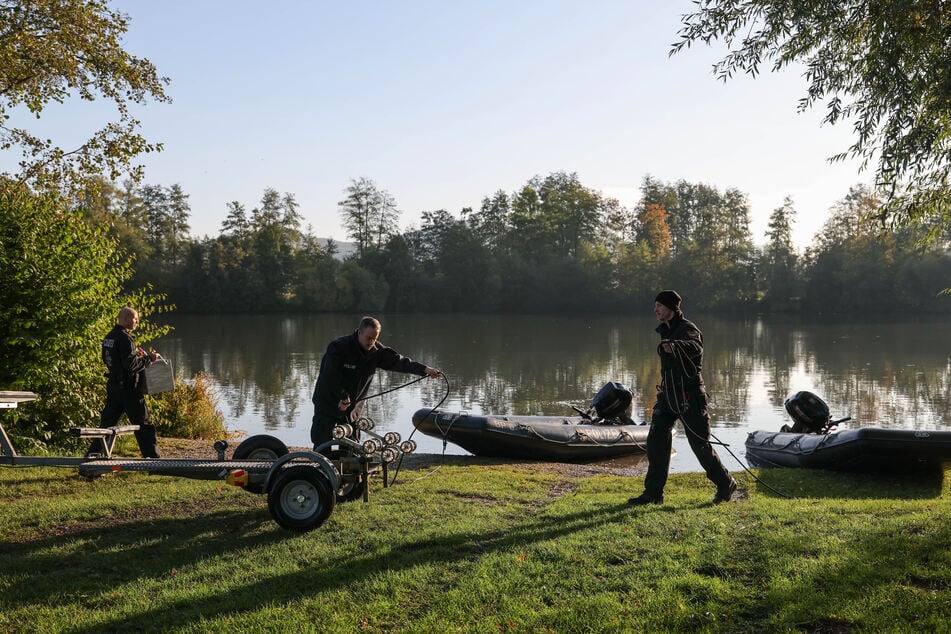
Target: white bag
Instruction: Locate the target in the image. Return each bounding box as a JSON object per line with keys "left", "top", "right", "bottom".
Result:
{"left": 143, "top": 358, "right": 175, "bottom": 395}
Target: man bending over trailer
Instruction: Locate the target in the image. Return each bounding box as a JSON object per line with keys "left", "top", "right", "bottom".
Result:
{"left": 88, "top": 306, "right": 162, "bottom": 459}
{"left": 311, "top": 316, "right": 441, "bottom": 454}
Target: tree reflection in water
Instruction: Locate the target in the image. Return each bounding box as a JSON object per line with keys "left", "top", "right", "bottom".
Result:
{"left": 156, "top": 314, "right": 951, "bottom": 458}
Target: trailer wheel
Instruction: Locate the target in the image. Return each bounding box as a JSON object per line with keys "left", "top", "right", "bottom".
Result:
{"left": 234, "top": 435, "right": 289, "bottom": 494}
{"left": 267, "top": 465, "right": 335, "bottom": 531}
{"left": 337, "top": 474, "right": 368, "bottom": 503}
{"left": 328, "top": 448, "right": 368, "bottom": 502}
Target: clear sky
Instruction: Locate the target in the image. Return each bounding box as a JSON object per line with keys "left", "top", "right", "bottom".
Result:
{"left": 18, "top": 0, "right": 870, "bottom": 248}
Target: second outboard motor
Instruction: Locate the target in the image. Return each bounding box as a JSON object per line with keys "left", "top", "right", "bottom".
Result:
{"left": 592, "top": 382, "right": 634, "bottom": 424}
{"left": 782, "top": 391, "right": 831, "bottom": 434}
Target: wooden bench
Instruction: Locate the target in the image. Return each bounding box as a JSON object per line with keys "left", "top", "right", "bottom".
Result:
{"left": 70, "top": 425, "right": 141, "bottom": 459}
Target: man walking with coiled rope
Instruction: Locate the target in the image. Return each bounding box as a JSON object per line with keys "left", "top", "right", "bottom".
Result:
{"left": 629, "top": 290, "right": 737, "bottom": 506}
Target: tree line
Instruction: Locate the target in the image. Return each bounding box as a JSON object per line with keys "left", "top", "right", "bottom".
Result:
{"left": 4, "top": 0, "right": 950, "bottom": 446}
{"left": 83, "top": 173, "right": 950, "bottom": 315}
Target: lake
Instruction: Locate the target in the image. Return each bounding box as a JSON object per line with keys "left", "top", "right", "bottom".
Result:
{"left": 155, "top": 313, "right": 951, "bottom": 473}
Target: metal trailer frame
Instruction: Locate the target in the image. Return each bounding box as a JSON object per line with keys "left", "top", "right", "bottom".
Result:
{"left": 0, "top": 391, "right": 410, "bottom": 532}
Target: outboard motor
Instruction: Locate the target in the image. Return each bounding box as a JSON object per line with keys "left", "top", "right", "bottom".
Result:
{"left": 782, "top": 391, "right": 831, "bottom": 434}
{"left": 591, "top": 382, "right": 634, "bottom": 424}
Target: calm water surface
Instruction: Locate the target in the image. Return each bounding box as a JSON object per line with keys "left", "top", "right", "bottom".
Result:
{"left": 155, "top": 314, "right": 951, "bottom": 473}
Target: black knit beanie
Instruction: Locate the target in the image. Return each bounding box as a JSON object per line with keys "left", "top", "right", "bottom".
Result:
{"left": 655, "top": 290, "right": 682, "bottom": 312}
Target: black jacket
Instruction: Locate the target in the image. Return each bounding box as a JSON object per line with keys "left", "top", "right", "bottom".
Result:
{"left": 655, "top": 312, "right": 704, "bottom": 389}
{"left": 312, "top": 331, "right": 427, "bottom": 423}
{"left": 102, "top": 325, "right": 151, "bottom": 392}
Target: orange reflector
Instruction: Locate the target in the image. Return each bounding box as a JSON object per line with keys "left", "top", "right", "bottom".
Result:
{"left": 226, "top": 469, "right": 249, "bottom": 487}
{"left": 112, "top": 465, "right": 122, "bottom": 472}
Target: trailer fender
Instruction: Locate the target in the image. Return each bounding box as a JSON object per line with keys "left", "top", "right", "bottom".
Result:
{"left": 265, "top": 451, "right": 339, "bottom": 493}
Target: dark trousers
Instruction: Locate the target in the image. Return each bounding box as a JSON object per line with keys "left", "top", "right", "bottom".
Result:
{"left": 311, "top": 411, "right": 358, "bottom": 455}
{"left": 89, "top": 381, "right": 160, "bottom": 458}
{"left": 310, "top": 414, "right": 338, "bottom": 449}
{"left": 643, "top": 388, "right": 731, "bottom": 497}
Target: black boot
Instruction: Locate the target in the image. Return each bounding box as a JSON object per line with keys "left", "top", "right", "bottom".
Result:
{"left": 712, "top": 478, "right": 737, "bottom": 504}
{"left": 628, "top": 493, "right": 664, "bottom": 506}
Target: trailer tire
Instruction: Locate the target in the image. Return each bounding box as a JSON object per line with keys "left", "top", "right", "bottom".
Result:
{"left": 327, "top": 448, "right": 368, "bottom": 503}
{"left": 234, "top": 435, "right": 289, "bottom": 494}
{"left": 267, "top": 465, "right": 335, "bottom": 531}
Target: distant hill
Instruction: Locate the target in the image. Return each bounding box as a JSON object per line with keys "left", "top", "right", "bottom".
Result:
{"left": 316, "top": 238, "right": 357, "bottom": 260}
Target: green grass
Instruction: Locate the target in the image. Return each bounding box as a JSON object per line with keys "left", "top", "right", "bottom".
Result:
{"left": 1, "top": 462, "right": 949, "bottom": 633}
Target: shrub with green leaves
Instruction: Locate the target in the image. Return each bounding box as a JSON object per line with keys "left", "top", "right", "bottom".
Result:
{"left": 0, "top": 186, "right": 168, "bottom": 448}
{"left": 148, "top": 371, "right": 228, "bottom": 440}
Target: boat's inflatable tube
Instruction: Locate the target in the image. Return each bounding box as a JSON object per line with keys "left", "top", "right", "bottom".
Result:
{"left": 412, "top": 408, "right": 657, "bottom": 462}
{"left": 745, "top": 427, "right": 951, "bottom": 471}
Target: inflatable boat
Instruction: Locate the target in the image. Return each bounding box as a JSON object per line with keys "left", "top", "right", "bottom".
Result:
{"left": 745, "top": 427, "right": 951, "bottom": 471}
{"left": 411, "top": 408, "right": 657, "bottom": 462}
{"left": 411, "top": 383, "right": 662, "bottom": 462}
{"left": 745, "top": 391, "right": 951, "bottom": 472}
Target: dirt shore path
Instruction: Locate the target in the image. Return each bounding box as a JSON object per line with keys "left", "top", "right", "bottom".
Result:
{"left": 160, "top": 437, "right": 650, "bottom": 478}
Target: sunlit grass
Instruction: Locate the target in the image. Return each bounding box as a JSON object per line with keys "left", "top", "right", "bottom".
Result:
{"left": 0, "top": 463, "right": 948, "bottom": 632}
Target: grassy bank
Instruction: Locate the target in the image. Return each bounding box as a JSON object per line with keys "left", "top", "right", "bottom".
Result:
{"left": 0, "top": 460, "right": 949, "bottom": 632}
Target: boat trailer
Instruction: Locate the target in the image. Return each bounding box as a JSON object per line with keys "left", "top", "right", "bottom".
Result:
{"left": 0, "top": 391, "right": 416, "bottom": 531}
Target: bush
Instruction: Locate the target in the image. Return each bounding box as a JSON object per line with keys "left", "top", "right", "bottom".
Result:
{"left": 0, "top": 186, "right": 168, "bottom": 448}
{"left": 148, "top": 371, "right": 228, "bottom": 440}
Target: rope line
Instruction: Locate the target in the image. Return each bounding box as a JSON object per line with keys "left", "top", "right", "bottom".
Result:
{"left": 355, "top": 375, "right": 428, "bottom": 403}
{"left": 657, "top": 338, "right": 792, "bottom": 498}
{"left": 388, "top": 372, "right": 451, "bottom": 486}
